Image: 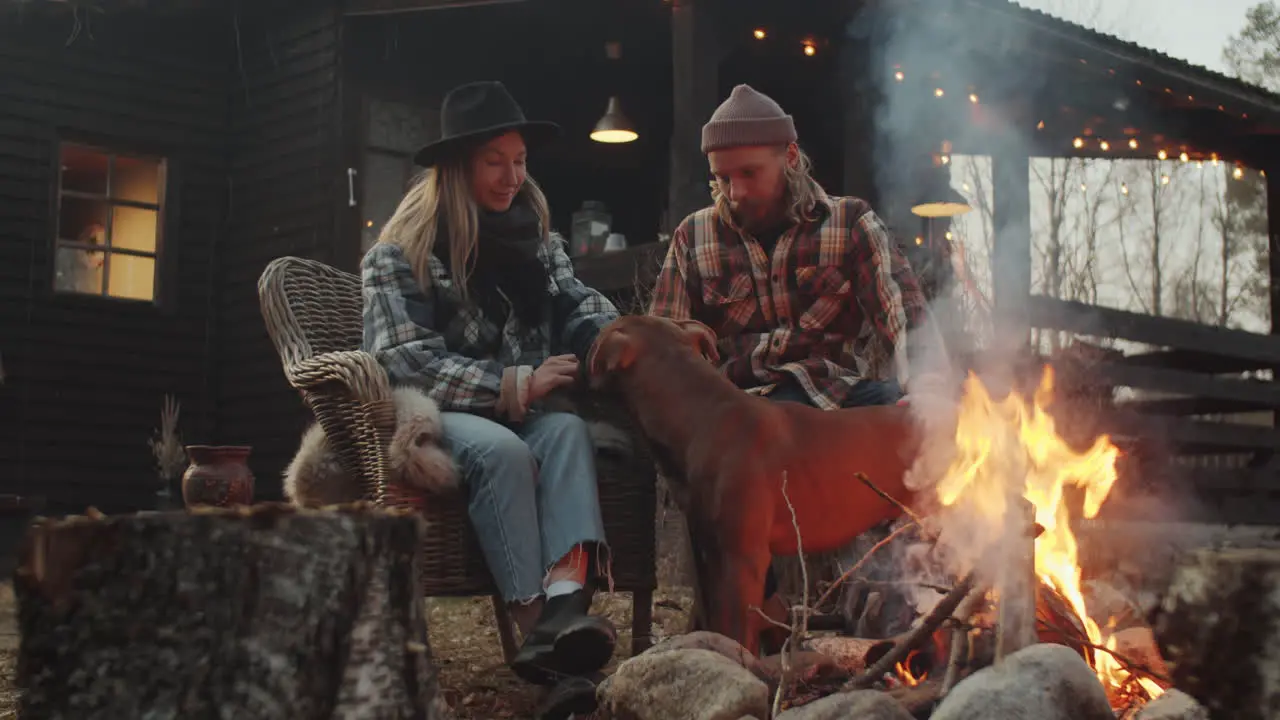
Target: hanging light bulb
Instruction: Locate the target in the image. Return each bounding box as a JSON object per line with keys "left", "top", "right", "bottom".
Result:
{"left": 1073, "top": 137, "right": 1084, "bottom": 149}
{"left": 968, "top": 93, "right": 979, "bottom": 104}
{"left": 1128, "top": 138, "right": 1138, "bottom": 149}
{"left": 1161, "top": 174, "right": 1170, "bottom": 185}
{"left": 1157, "top": 149, "right": 1168, "bottom": 160}
{"left": 803, "top": 40, "right": 817, "bottom": 56}
{"left": 591, "top": 96, "right": 639, "bottom": 144}
{"left": 894, "top": 70, "right": 905, "bottom": 82}
{"left": 1099, "top": 140, "right": 1110, "bottom": 151}
{"left": 934, "top": 87, "right": 945, "bottom": 97}
{"left": 1179, "top": 152, "right": 1189, "bottom": 162}
{"left": 753, "top": 28, "right": 766, "bottom": 39}
{"left": 1120, "top": 183, "right": 1129, "bottom": 195}
{"left": 1233, "top": 166, "right": 1245, "bottom": 180}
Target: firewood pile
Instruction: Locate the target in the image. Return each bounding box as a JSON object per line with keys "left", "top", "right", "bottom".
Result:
{"left": 598, "top": 523, "right": 1277, "bottom": 720}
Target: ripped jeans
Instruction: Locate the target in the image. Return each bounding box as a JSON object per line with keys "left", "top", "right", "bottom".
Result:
{"left": 441, "top": 410, "right": 608, "bottom": 603}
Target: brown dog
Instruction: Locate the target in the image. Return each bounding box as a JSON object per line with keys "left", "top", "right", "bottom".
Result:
{"left": 587, "top": 315, "right": 924, "bottom": 655}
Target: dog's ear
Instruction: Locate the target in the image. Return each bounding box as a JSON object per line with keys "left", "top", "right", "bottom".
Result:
{"left": 676, "top": 319, "right": 720, "bottom": 365}
{"left": 586, "top": 327, "right": 638, "bottom": 388}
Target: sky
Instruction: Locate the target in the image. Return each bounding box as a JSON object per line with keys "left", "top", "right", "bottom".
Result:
{"left": 1011, "top": 0, "right": 1257, "bottom": 75}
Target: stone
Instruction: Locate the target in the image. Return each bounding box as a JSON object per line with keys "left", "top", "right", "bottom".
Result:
{"left": 598, "top": 648, "right": 769, "bottom": 720}
{"left": 1136, "top": 689, "right": 1210, "bottom": 720}
{"left": 930, "top": 643, "right": 1114, "bottom": 720}
{"left": 644, "top": 631, "right": 763, "bottom": 675}
{"left": 776, "top": 689, "right": 914, "bottom": 720}
{"left": 1151, "top": 547, "right": 1280, "bottom": 720}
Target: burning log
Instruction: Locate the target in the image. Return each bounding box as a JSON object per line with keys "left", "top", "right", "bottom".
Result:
{"left": 1151, "top": 547, "right": 1280, "bottom": 720}
{"left": 15, "top": 503, "right": 448, "bottom": 719}
{"left": 995, "top": 496, "right": 1038, "bottom": 661}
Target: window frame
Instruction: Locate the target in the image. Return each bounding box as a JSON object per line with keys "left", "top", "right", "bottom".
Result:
{"left": 50, "top": 138, "right": 170, "bottom": 306}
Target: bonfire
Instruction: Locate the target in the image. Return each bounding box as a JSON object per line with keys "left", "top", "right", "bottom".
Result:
{"left": 919, "top": 363, "right": 1167, "bottom": 713}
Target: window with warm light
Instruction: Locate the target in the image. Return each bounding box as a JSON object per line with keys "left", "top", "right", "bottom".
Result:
{"left": 53, "top": 143, "right": 166, "bottom": 302}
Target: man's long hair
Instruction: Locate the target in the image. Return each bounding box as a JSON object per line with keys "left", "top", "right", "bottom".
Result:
{"left": 710, "top": 144, "right": 827, "bottom": 230}
{"left": 377, "top": 157, "right": 552, "bottom": 298}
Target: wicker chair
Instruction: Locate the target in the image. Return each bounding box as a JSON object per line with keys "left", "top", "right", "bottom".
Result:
{"left": 257, "top": 256, "right": 657, "bottom": 661}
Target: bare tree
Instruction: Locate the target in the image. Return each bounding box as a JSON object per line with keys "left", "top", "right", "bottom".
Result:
{"left": 1117, "top": 160, "right": 1188, "bottom": 316}
{"left": 1224, "top": 2, "right": 1280, "bottom": 92}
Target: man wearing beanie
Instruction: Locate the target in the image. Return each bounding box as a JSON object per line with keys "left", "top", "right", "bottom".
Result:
{"left": 649, "top": 84, "right": 939, "bottom": 648}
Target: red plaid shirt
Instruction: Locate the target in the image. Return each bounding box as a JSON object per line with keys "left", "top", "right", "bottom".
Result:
{"left": 648, "top": 193, "right": 928, "bottom": 410}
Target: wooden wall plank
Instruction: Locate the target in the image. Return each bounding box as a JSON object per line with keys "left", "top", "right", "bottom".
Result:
{"left": 217, "top": 0, "right": 344, "bottom": 500}
{"left": 0, "top": 9, "right": 228, "bottom": 510}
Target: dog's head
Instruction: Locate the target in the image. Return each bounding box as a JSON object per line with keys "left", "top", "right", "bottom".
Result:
{"left": 587, "top": 315, "right": 720, "bottom": 389}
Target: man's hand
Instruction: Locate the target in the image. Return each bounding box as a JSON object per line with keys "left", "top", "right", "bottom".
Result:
{"left": 529, "top": 354, "right": 580, "bottom": 403}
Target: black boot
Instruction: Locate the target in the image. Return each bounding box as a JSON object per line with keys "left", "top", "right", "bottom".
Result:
{"left": 510, "top": 589, "right": 616, "bottom": 686}
{"left": 536, "top": 672, "right": 604, "bottom": 720}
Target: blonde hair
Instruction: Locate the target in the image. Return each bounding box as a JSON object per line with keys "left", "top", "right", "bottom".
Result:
{"left": 710, "top": 144, "right": 827, "bottom": 230}
{"left": 377, "top": 152, "right": 552, "bottom": 297}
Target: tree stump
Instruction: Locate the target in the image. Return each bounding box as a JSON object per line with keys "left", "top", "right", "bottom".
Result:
{"left": 1151, "top": 547, "right": 1280, "bottom": 720}
{"left": 15, "top": 502, "right": 451, "bottom": 720}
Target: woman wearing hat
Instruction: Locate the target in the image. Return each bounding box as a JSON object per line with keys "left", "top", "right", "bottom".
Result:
{"left": 361, "top": 81, "right": 619, "bottom": 691}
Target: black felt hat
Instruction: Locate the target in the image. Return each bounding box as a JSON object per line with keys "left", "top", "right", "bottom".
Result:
{"left": 412, "top": 81, "right": 561, "bottom": 167}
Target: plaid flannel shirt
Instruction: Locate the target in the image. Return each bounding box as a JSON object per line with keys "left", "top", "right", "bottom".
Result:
{"left": 362, "top": 236, "right": 619, "bottom": 421}
{"left": 648, "top": 194, "right": 928, "bottom": 410}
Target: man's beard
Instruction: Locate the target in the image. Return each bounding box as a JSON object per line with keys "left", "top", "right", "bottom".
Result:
{"left": 732, "top": 199, "right": 786, "bottom": 233}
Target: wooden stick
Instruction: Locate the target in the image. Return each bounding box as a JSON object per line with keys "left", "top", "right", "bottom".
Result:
{"left": 941, "top": 577, "right": 990, "bottom": 696}
{"left": 845, "top": 570, "right": 978, "bottom": 690}
{"left": 995, "top": 496, "right": 1038, "bottom": 662}
{"left": 854, "top": 472, "right": 931, "bottom": 534}
{"left": 812, "top": 522, "right": 919, "bottom": 611}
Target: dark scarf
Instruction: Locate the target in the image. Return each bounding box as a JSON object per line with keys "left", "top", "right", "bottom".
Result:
{"left": 434, "top": 198, "right": 550, "bottom": 328}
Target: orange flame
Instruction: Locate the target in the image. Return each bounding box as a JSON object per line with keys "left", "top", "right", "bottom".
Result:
{"left": 936, "top": 366, "right": 1163, "bottom": 702}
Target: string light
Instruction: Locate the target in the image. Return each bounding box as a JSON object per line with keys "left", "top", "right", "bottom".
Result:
{"left": 802, "top": 41, "right": 816, "bottom": 56}
{"left": 1120, "top": 183, "right": 1129, "bottom": 195}
{"left": 753, "top": 28, "right": 766, "bottom": 39}
{"left": 884, "top": 66, "right": 1265, "bottom": 180}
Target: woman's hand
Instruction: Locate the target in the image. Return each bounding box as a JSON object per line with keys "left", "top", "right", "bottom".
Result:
{"left": 528, "top": 354, "right": 580, "bottom": 403}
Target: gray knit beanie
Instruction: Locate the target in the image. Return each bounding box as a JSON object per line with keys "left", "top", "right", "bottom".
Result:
{"left": 701, "top": 84, "right": 798, "bottom": 153}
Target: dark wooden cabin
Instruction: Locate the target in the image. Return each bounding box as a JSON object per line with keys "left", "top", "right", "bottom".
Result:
{"left": 0, "top": 0, "right": 1278, "bottom": 527}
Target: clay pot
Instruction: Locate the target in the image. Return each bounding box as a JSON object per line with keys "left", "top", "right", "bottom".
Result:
{"left": 181, "top": 445, "right": 255, "bottom": 508}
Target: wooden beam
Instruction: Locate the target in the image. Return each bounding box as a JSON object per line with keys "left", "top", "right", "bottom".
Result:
{"left": 666, "top": 0, "right": 722, "bottom": 233}
{"left": 1117, "top": 349, "right": 1275, "bottom": 375}
{"left": 1106, "top": 411, "right": 1280, "bottom": 454}
{"left": 344, "top": 0, "right": 525, "bottom": 15}
{"left": 1093, "top": 363, "right": 1280, "bottom": 409}
{"left": 990, "top": 150, "right": 1032, "bottom": 345}
{"left": 1028, "top": 295, "right": 1280, "bottom": 366}
{"left": 1117, "top": 397, "right": 1271, "bottom": 417}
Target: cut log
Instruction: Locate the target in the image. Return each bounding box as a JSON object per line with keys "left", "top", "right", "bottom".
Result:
{"left": 1151, "top": 547, "right": 1280, "bottom": 720}
{"left": 15, "top": 502, "right": 450, "bottom": 720}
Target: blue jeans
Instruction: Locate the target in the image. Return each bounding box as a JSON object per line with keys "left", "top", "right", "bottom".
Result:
{"left": 441, "top": 410, "right": 608, "bottom": 603}
{"left": 761, "top": 378, "right": 903, "bottom": 598}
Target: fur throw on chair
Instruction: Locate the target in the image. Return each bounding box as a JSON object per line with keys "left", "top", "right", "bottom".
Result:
{"left": 283, "top": 386, "right": 458, "bottom": 507}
